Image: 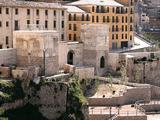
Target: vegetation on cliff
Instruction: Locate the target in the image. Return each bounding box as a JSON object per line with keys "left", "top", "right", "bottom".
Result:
{"left": 1, "top": 103, "right": 47, "bottom": 120}
{"left": 58, "top": 75, "right": 87, "bottom": 120}
{"left": 0, "top": 80, "right": 25, "bottom": 105}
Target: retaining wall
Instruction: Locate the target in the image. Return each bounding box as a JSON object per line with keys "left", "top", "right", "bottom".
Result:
{"left": 0, "top": 48, "right": 16, "bottom": 66}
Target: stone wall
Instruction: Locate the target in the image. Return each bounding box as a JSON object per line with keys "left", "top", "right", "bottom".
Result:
{"left": 75, "top": 67, "right": 94, "bottom": 80}
{"left": 31, "top": 82, "right": 68, "bottom": 120}
{"left": 88, "top": 87, "right": 151, "bottom": 106}
{"left": 0, "top": 48, "right": 16, "bottom": 66}
{"left": 150, "top": 85, "right": 160, "bottom": 99}
{"left": 141, "top": 105, "right": 160, "bottom": 112}
{"left": 89, "top": 114, "right": 111, "bottom": 120}
{"left": 115, "top": 116, "right": 147, "bottom": 120}
{"left": 89, "top": 115, "right": 147, "bottom": 120}
{"left": 108, "top": 53, "right": 120, "bottom": 70}
{"left": 128, "top": 59, "right": 160, "bottom": 86}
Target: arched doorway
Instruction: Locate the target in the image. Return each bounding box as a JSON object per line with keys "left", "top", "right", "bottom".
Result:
{"left": 67, "top": 50, "right": 74, "bottom": 65}
{"left": 100, "top": 56, "right": 105, "bottom": 68}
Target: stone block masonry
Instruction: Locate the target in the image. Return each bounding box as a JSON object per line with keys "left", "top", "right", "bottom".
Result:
{"left": 0, "top": 48, "right": 16, "bottom": 66}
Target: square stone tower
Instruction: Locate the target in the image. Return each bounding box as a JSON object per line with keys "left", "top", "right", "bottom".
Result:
{"left": 81, "top": 24, "right": 109, "bottom": 75}
{"left": 13, "top": 30, "right": 59, "bottom": 76}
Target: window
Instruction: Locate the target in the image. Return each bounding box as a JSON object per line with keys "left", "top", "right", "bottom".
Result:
{"left": 125, "top": 34, "right": 127, "bottom": 39}
{"left": 100, "top": 56, "right": 105, "bottom": 68}
{"left": 36, "top": 9, "right": 39, "bottom": 16}
{"left": 122, "top": 25, "right": 124, "bottom": 31}
{"left": 130, "top": 8, "right": 133, "bottom": 14}
{"left": 15, "top": 8, "right": 18, "bottom": 15}
{"left": 0, "top": 44, "right": 2, "bottom": 49}
{"left": 27, "top": 9, "right": 30, "bottom": 15}
{"left": 112, "top": 34, "right": 114, "bottom": 40}
{"left": 131, "top": 0, "right": 133, "bottom": 5}
{"left": 116, "top": 34, "right": 118, "bottom": 39}
{"left": 116, "top": 16, "right": 118, "bottom": 22}
{"left": 5, "top": 8, "right": 9, "bottom": 14}
{"left": 86, "top": 14, "right": 89, "bottom": 21}
{"left": 125, "top": 25, "right": 127, "bottom": 31}
{"left": 61, "top": 21, "right": 64, "bottom": 28}
{"left": 130, "top": 35, "right": 132, "bottom": 40}
{"left": 62, "top": 10, "right": 64, "bottom": 16}
{"left": 82, "top": 14, "right": 84, "bottom": 21}
{"left": 73, "top": 24, "right": 76, "bottom": 31}
{"left": 73, "top": 34, "right": 76, "bottom": 41}
{"left": 54, "top": 20, "right": 56, "bottom": 28}
{"left": 112, "top": 25, "right": 114, "bottom": 32}
{"left": 107, "top": 16, "right": 109, "bottom": 22}
{"left": 6, "top": 21, "right": 9, "bottom": 27}
{"left": 0, "top": 21, "right": 2, "bottom": 27}
{"left": 125, "top": 16, "right": 127, "bottom": 23}
{"left": 14, "top": 20, "right": 19, "bottom": 30}
{"left": 112, "top": 7, "right": 115, "bottom": 13}
{"left": 69, "top": 34, "right": 72, "bottom": 40}
{"left": 96, "top": 16, "right": 99, "bottom": 22}
{"left": 36, "top": 20, "right": 39, "bottom": 25}
{"left": 27, "top": 20, "right": 30, "bottom": 28}
{"left": 54, "top": 10, "right": 56, "bottom": 16}
{"left": 122, "top": 16, "right": 124, "bottom": 23}
{"left": 130, "top": 17, "right": 133, "bottom": 23}
{"left": 92, "top": 6, "right": 95, "bottom": 12}
{"left": 125, "top": 8, "right": 128, "bottom": 13}
{"left": 0, "top": 8, "right": 1, "bottom": 14}
{"left": 69, "top": 14, "right": 72, "bottom": 21}
{"left": 116, "top": 25, "right": 118, "bottom": 31}
{"left": 6, "top": 36, "right": 9, "bottom": 45}
{"left": 103, "top": 16, "right": 105, "bottom": 23}
{"left": 107, "top": 7, "right": 109, "bottom": 13}
{"left": 45, "top": 20, "right": 48, "bottom": 29}
{"left": 45, "top": 10, "right": 48, "bottom": 16}
{"left": 92, "top": 16, "right": 94, "bottom": 22}
{"left": 69, "top": 24, "right": 72, "bottom": 30}
{"left": 27, "top": 20, "right": 30, "bottom": 25}
{"left": 61, "top": 34, "right": 64, "bottom": 40}
{"left": 96, "top": 6, "right": 99, "bottom": 13}
{"left": 116, "top": 7, "right": 120, "bottom": 13}
{"left": 122, "top": 34, "right": 124, "bottom": 39}
{"left": 130, "top": 25, "right": 133, "bottom": 31}
{"left": 112, "top": 16, "right": 114, "bottom": 23}
{"left": 73, "top": 14, "right": 76, "bottom": 21}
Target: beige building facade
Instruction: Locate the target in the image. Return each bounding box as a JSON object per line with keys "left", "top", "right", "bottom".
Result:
{"left": 0, "top": 0, "right": 67, "bottom": 49}
{"left": 65, "top": 0, "right": 134, "bottom": 49}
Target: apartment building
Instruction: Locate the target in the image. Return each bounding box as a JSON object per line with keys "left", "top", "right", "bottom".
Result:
{"left": 0, "top": 0, "right": 67, "bottom": 49}
{"left": 65, "top": 0, "right": 134, "bottom": 49}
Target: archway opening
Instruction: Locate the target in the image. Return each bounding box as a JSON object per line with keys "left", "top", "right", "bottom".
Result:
{"left": 67, "top": 51, "right": 74, "bottom": 65}
{"left": 100, "top": 56, "right": 105, "bottom": 68}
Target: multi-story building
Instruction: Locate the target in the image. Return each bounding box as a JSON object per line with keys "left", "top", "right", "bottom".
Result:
{"left": 65, "top": 0, "right": 134, "bottom": 49}
{"left": 0, "top": 0, "right": 67, "bottom": 49}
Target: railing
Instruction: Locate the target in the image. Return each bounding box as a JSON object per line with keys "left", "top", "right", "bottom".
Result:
{"left": 135, "top": 100, "right": 146, "bottom": 114}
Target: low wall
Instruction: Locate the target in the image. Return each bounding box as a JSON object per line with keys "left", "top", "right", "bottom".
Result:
{"left": 89, "top": 115, "right": 147, "bottom": 120}
{"left": 89, "top": 114, "right": 111, "bottom": 120}
{"left": 88, "top": 87, "right": 151, "bottom": 106}
{"left": 115, "top": 116, "right": 147, "bottom": 120}
{"left": 150, "top": 85, "right": 160, "bottom": 99}
{"left": 0, "top": 48, "right": 16, "bottom": 66}
{"left": 141, "top": 105, "right": 160, "bottom": 112}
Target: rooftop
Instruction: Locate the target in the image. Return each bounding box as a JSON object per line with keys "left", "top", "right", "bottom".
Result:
{"left": 64, "top": 5, "right": 86, "bottom": 13}
{"left": 68, "top": 0, "right": 124, "bottom": 7}
{"left": 0, "top": 0, "right": 65, "bottom": 9}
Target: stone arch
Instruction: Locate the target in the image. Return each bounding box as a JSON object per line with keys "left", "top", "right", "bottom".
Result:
{"left": 67, "top": 50, "right": 74, "bottom": 65}
{"left": 100, "top": 56, "right": 105, "bottom": 68}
